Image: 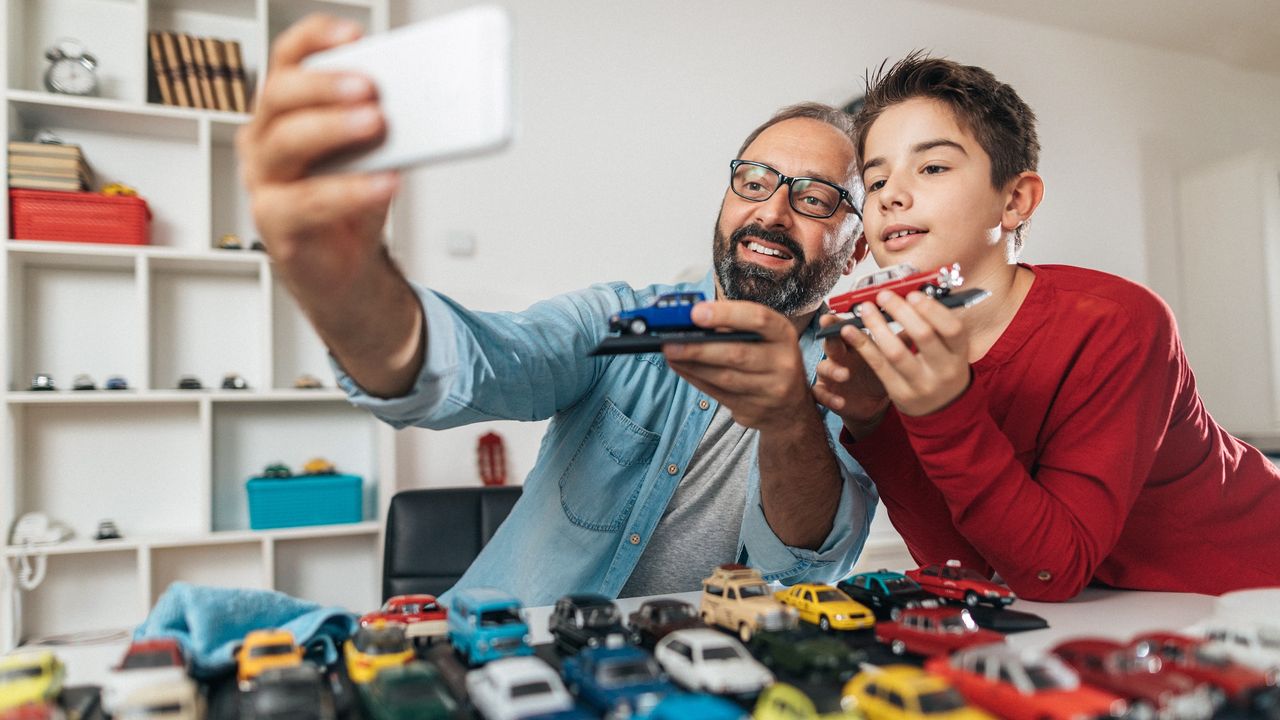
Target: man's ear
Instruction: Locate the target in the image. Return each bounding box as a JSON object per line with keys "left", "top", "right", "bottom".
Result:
{"left": 1002, "top": 171, "right": 1044, "bottom": 232}
{"left": 845, "top": 233, "right": 869, "bottom": 274}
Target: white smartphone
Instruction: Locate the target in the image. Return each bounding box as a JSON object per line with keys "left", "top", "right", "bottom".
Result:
{"left": 303, "top": 5, "right": 513, "bottom": 174}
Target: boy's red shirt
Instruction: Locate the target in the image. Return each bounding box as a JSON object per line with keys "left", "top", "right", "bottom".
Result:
{"left": 843, "top": 264, "right": 1280, "bottom": 600}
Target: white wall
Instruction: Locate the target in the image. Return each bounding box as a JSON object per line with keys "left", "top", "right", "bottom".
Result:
{"left": 382, "top": 1, "right": 1280, "bottom": 504}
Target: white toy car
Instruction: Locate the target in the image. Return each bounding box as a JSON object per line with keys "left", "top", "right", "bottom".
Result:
{"left": 1197, "top": 619, "right": 1280, "bottom": 673}
{"left": 100, "top": 666, "right": 189, "bottom": 716}
{"left": 466, "top": 655, "right": 578, "bottom": 720}
{"left": 653, "top": 628, "right": 774, "bottom": 695}
{"left": 112, "top": 676, "right": 203, "bottom": 719}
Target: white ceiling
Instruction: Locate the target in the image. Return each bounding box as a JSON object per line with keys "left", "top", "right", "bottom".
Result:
{"left": 923, "top": 0, "right": 1280, "bottom": 75}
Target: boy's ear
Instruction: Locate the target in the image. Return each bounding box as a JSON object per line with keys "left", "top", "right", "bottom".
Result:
{"left": 846, "top": 232, "right": 869, "bottom": 274}
{"left": 1002, "top": 171, "right": 1045, "bottom": 232}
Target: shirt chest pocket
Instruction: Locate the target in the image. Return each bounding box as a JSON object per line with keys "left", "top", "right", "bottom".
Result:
{"left": 559, "top": 398, "right": 661, "bottom": 532}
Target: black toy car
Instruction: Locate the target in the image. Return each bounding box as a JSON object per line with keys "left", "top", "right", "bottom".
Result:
{"left": 240, "top": 665, "right": 336, "bottom": 720}
{"left": 262, "top": 463, "right": 293, "bottom": 479}
{"left": 627, "top": 598, "right": 703, "bottom": 649}
{"left": 221, "top": 373, "right": 249, "bottom": 390}
{"left": 548, "top": 593, "right": 628, "bottom": 655}
{"left": 748, "top": 628, "right": 866, "bottom": 683}
{"left": 177, "top": 375, "right": 203, "bottom": 390}
{"left": 837, "top": 570, "right": 940, "bottom": 621}
{"left": 30, "top": 373, "right": 55, "bottom": 391}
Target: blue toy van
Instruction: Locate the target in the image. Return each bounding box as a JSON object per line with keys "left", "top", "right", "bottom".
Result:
{"left": 447, "top": 587, "right": 533, "bottom": 666}
{"left": 609, "top": 292, "right": 706, "bottom": 336}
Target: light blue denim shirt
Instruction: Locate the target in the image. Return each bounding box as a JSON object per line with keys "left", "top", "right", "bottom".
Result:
{"left": 333, "top": 272, "right": 877, "bottom": 608}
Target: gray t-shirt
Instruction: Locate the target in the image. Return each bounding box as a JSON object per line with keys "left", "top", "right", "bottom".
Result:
{"left": 619, "top": 402, "right": 756, "bottom": 597}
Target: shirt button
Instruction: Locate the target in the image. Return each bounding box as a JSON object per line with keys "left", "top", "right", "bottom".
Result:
{"left": 698, "top": 399, "right": 710, "bottom": 411}
{"left": 667, "top": 464, "right": 679, "bottom": 475}
{"left": 1037, "top": 570, "right": 1052, "bottom": 582}
{"left": 629, "top": 533, "right": 641, "bottom": 545}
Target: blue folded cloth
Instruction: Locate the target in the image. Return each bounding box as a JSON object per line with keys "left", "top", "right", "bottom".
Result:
{"left": 134, "top": 581, "right": 358, "bottom": 678}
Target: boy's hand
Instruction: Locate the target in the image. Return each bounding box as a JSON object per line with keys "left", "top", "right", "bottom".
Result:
{"left": 835, "top": 290, "right": 973, "bottom": 417}
{"left": 662, "top": 301, "right": 811, "bottom": 433}
{"left": 814, "top": 315, "right": 891, "bottom": 439}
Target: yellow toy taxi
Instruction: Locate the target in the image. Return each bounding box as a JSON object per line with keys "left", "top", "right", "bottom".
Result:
{"left": 0, "top": 650, "right": 65, "bottom": 711}
{"left": 344, "top": 620, "right": 414, "bottom": 685}
{"left": 235, "top": 629, "right": 304, "bottom": 687}
{"left": 776, "top": 583, "right": 876, "bottom": 631}
{"left": 755, "top": 682, "right": 864, "bottom": 719}
{"left": 841, "top": 665, "right": 994, "bottom": 720}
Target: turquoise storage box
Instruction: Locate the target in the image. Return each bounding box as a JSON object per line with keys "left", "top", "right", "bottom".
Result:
{"left": 246, "top": 473, "right": 363, "bottom": 530}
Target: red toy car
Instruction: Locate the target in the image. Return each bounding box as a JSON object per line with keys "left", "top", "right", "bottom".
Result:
{"left": 906, "top": 560, "right": 1016, "bottom": 608}
{"left": 1052, "top": 638, "right": 1220, "bottom": 719}
{"left": 1130, "top": 632, "right": 1276, "bottom": 709}
{"left": 360, "top": 594, "right": 448, "bottom": 642}
{"left": 116, "top": 637, "right": 185, "bottom": 671}
{"left": 875, "top": 607, "right": 1004, "bottom": 657}
{"left": 827, "top": 263, "right": 963, "bottom": 314}
{"left": 925, "top": 644, "right": 1131, "bottom": 720}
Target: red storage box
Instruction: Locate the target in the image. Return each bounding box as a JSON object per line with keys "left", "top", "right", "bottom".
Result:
{"left": 9, "top": 189, "right": 151, "bottom": 245}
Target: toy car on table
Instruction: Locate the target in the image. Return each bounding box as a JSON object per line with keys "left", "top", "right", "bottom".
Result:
{"left": 774, "top": 583, "right": 875, "bottom": 631}
{"left": 360, "top": 594, "right": 448, "bottom": 643}
{"left": 906, "top": 560, "right": 1016, "bottom": 608}
{"left": 874, "top": 607, "right": 1004, "bottom": 657}
{"left": 548, "top": 593, "right": 628, "bottom": 655}
{"left": 627, "top": 598, "right": 704, "bottom": 649}
{"left": 653, "top": 628, "right": 773, "bottom": 696}
{"left": 838, "top": 570, "right": 941, "bottom": 621}
{"left": 817, "top": 263, "right": 990, "bottom": 339}
{"left": 1052, "top": 638, "right": 1220, "bottom": 719}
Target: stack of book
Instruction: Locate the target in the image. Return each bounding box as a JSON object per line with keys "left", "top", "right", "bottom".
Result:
{"left": 8, "top": 141, "right": 93, "bottom": 192}
{"left": 148, "top": 31, "right": 250, "bottom": 112}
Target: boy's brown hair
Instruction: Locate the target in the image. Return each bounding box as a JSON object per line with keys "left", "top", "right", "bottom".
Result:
{"left": 853, "top": 51, "right": 1040, "bottom": 251}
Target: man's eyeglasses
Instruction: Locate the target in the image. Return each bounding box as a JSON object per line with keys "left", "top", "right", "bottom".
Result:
{"left": 729, "top": 160, "right": 861, "bottom": 220}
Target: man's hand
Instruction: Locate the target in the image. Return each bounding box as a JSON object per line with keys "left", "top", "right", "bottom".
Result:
{"left": 662, "top": 301, "right": 810, "bottom": 431}
{"left": 814, "top": 314, "right": 891, "bottom": 440}
{"left": 236, "top": 14, "right": 423, "bottom": 398}
{"left": 829, "top": 290, "right": 973, "bottom": 417}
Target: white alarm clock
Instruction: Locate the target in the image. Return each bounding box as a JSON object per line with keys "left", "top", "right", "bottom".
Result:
{"left": 44, "top": 38, "right": 98, "bottom": 96}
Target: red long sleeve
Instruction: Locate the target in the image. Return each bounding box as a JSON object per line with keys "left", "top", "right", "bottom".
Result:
{"left": 846, "top": 265, "right": 1280, "bottom": 600}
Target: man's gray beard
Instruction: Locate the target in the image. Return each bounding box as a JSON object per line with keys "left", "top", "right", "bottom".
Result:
{"left": 713, "top": 228, "right": 850, "bottom": 317}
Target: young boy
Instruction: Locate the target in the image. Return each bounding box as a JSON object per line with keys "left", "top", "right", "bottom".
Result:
{"left": 814, "top": 52, "right": 1280, "bottom": 601}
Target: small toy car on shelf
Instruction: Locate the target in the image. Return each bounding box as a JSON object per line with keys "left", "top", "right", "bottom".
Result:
{"left": 466, "top": 656, "right": 585, "bottom": 720}
{"left": 609, "top": 291, "right": 706, "bottom": 336}
{"left": 235, "top": 628, "right": 304, "bottom": 687}
{"left": 775, "top": 583, "right": 875, "bottom": 631}
{"left": 105, "top": 375, "right": 130, "bottom": 390}
{"left": 302, "top": 457, "right": 336, "bottom": 475}
{"left": 221, "top": 373, "right": 249, "bottom": 390}
{"left": 101, "top": 182, "right": 138, "bottom": 197}
{"left": 748, "top": 628, "right": 866, "bottom": 683}
{"left": 906, "top": 561, "right": 1016, "bottom": 608}
{"left": 653, "top": 628, "right": 773, "bottom": 696}
{"left": 700, "top": 563, "right": 798, "bottom": 643}
{"left": 240, "top": 664, "right": 335, "bottom": 720}
{"left": 176, "top": 375, "right": 203, "bottom": 390}
{"left": 0, "top": 650, "right": 65, "bottom": 712}
{"left": 875, "top": 607, "right": 1005, "bottom": 657}
{"left": 94, "top": 520, "right": 122, "bottom": 540}
{"left": 839, "top": 570, "right": 941, "bottom": 621}
{"left": 560, "top": 644, "right": 677, "bottom": 719}
{"left": 293, "top": 374, "right": 324, "bottom": 389}
{"left": 549, "top": 593, "right": 628, "bottom": 655}
{"left": 217, "top": 233, "right": 243, "bottom": 250}
{"left": 360, "top": 594, "right": 448, "bottom": 644}
{"left": 1052, "top": 637, "right": 1219, "bottom": 720}
{"left": 72, "top": 373, "right": 96, "bottom": 390}
{"left": 842, "top": 664, "right": 994, "bottom": 720}
{"left": 448, "top": 587, "right": 534, "bottom": 667}
{"left": 344, "top": 620, "right": 415, "bottom": 685}
{"left": 261, "top": 463, "right": 292, "bottom": 479}
{"left": 28, "top": 374, "right": 55, "bottom": 391}
{"left": 628, "top": 598, "right": 704, "bottom": 649}
{"left": 363, "top": 661, "right": 462, "bottom": 720}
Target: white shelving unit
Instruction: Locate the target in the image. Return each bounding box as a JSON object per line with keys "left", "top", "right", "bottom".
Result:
{"left": 1, "top": 0, "right": 393, "bottom": 651}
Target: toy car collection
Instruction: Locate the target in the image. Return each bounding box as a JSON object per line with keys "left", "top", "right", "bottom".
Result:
{"left": 1051, "top": 638, "right": 1219, "bottom": 719}
{"left": 842, "top": 664, "right": 995, "bottom": 720}
{"left": 1130, "top": 631, "right": 1279, "bottom": 713}
{"left": 905, "top": 561, "right": 1016, "bottom": 608}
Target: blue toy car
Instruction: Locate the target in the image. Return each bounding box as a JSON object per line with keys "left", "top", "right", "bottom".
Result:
{"left": 560, "top": 645, "right": 679, "bottom": 719}
{"left": 609, "top": 292, "right": 705, "bottom": 336}
{"left": 651, "top": 693, "right": 748, "bottom": 719}
{"left": 447, "top": 587, "right": 534, "bottom": 666}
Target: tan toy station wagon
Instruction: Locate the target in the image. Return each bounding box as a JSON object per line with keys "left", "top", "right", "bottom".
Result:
{"left": 699, "top": 563, "right": 798, "bottom": 642}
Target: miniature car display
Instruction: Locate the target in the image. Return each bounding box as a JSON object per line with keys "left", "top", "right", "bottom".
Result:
{"left": 448, "top": 587, "right": 534, "bottom": 666}
{"left": 827, "top": 263, "right": 963, "bottom": 314}
{"left": 72, "top": 373, "right": 95, "bottom": 390}
{"left": 875, "top": 607, "right": 1004, "bottom": 657}
{"left": 924, "top": 644, "right": 1130, "bottom": 720}
{"left": 1052, "top": 638, "right": 1219, "bottom": 719}
{"left": 560, "top": 644, "right": 678, "bottom": 719}
{"left": 345, "top": 621, "right": 415, "bottom": 685}
{"left": 905, "top": 561, "right": 1016, "bottom": 608}
{"left": 176, "top": 375, "right": 202, "bottom": 390}
{"left": 293, "top": 374, "right": 324, "bottom": 389}
{"left": 360, "top": 594, "right": 448, "bottom": 643}
{"left": 549, "top": 593, "right": 629, "bottom": 655}
{"left": 261, "top": 463, "right": 292, "bottom": 479}
{"left": 1130, "top": 631, "right": 1278, "bottom": 712}
{"left": 240, "top": 664, "right": 336, "bottom": 720}
{"left": 28, "top": 374, "right": 55, "bottom": 391}
{"left": 105, "top": 375, "right": 130, "bottom": 390}
{"left": 221, "top": 372, "right": 249, "bottom": 390}
{"left": 0, "top": 651, "right": 65, "bottom": 712}
{"left": 609, "top": 291, "right": 706, "bottom": 336}
{"left": 362, "top": 661, "right": 462, "bottom": 720}
{"left": 466, "top": 656, "right": 582, "bottom": 720}
{"left": 628, "top": 598, "right": 704, "bottom": 649}
{"left": 753, "top": 682, "right": 856, "bottom": 719}
{"left": 652, "top": 628, "right": 773, "bottom": 696}
{"left": 302, "top": 457, "right": 337, "bottom": 475}
{"left": 842, "top": 665, "right": 994, "bottom": 720}
{"left": 235, "top": 628, "right": 304, "bottom": 687}
{"left": 700, "top": 563, "right": 799, "bottom": 643}
{"left": 839, "top": 570, "right": 941, "bottom": 621}
{"left": 775, "top": 583, "right": 876, "bottom": 631}
{"left": 748, "top": 628, "right": 867, "bottom": 683}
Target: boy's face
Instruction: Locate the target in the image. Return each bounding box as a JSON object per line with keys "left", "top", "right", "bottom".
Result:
{"left": 859, "top": 97, "right": 1013, "bottom": 277}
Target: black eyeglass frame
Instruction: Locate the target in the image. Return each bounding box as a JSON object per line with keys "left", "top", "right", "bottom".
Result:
{"left": 728, "top": 159, "right": 862, "bottom": 220}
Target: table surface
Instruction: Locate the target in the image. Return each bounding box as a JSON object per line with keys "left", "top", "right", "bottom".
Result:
{"left": 25, "top": 587, "right": 1222, "bottom": 688}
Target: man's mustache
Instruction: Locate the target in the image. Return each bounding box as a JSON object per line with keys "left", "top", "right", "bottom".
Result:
{"left": 730, "top": 224, "right": 805, "bottom": 264}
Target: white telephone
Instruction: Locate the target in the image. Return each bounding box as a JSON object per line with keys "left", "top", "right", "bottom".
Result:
{"left": 9, "top": 512, "right": 73, "bottom": 546}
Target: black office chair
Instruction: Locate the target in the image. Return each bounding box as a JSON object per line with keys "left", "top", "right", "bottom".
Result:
{"left": 381, "top": 485, "right": 522, "bottom": 600}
